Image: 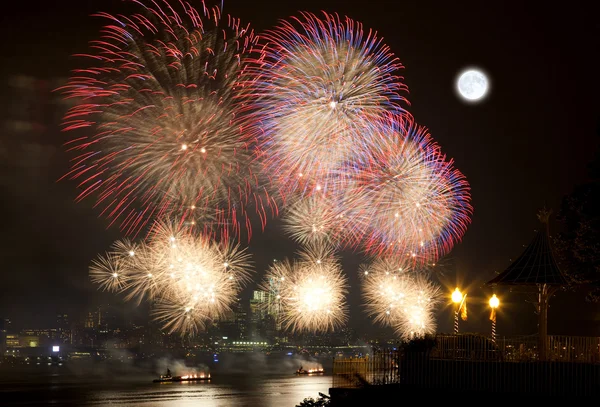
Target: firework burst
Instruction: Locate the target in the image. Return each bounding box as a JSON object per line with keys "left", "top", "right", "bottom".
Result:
{"left": 90, "top": 221, "right": 252, "bottom": 334}
{"left": 362, "top": 257, "right": 440, "bottom": 340}
{"left": 263, "top": 243, "right": 348, "bottom": 332}
{"left": 59, "top": 0, "right": 275, "bottom": 240}
{"left": 395, "top": 275, "right": 440, "bottom": 339}
{"left": 282, "top": 195, "right": 347, "bottom": 246}
{"left": 90, "top": 252, "right": 129, "bottom": 292}
{"left": 361, "top": 257, "right": 415, "bottom": 326}
{"left": 244, "top": 11, "right": 409, "bottom": 196}
{"left": 343, "top": 119, "right": 472, "bottom": 261}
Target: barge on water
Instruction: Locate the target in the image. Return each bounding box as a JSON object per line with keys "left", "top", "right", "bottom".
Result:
{"left": 153, "top": 368, "right": 210, "bottom": 383}
{"left": 296, "top": 366, "right": 324, "bottom": 375}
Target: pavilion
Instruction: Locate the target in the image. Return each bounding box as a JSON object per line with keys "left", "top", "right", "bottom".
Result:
{"left": 487, "top": 208, "right": 568, "bottom": 360}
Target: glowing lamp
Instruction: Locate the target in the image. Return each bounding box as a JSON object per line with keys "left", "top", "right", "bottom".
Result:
{"left": 451, "top": 288, "right": 463, "bottom": 304}
{"left": 489, "top": 294, "right": 500, "bottom": 309}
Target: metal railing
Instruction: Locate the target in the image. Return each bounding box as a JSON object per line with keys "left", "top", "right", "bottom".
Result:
{"left": 431, "top": 334, "right": 600, "bottom": 363}
{"left": 332, "top": 351, "right": 400, "bottom": 388}
{"left": 547, "top": 335, "right": 600, "bottom": 363}
{"left": 332, "top": 334, "right": 600, "bottom": 396}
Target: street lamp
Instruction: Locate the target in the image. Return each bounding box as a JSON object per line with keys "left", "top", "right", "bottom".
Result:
{"left": 451, "top": 288, "right": 467, "bottom": 334}
{"left": 451, "top": 288, "right": 463, "bottom": 304}
{"left": 489, "top": 294, "right": 500, "bottom": 343}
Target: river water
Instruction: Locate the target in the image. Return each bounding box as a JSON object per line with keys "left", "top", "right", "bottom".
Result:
{"left": 0, "top": 370, "right": 332, "bottom": 406}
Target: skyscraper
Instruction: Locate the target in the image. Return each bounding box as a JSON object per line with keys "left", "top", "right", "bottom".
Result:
{"left": 84, "top": 312, "right": 94, "bottom": 329}
{"left": 249, "top": 291, "right": 266, "bottom": 340}
{"left": 56, "top": 314, "right": 71, "bottom": 344}
{"left": 234, "top": 298, "right": 247, "bottom": 340}
{"left": 265, "top": 276, "right": 282, "bottom": 330}
{"left": 216, "top": 297, "right": 247, "bottom": 340}
{"left": 249, "top": 287, "right": 283, "bottom": 342}
{"left": 0, "top": 318, "right": 8, "bottom": 355}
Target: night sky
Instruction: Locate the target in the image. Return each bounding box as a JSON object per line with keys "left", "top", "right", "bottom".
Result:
{"left": 0, "top": 0, "right": 598, "bottom": 336}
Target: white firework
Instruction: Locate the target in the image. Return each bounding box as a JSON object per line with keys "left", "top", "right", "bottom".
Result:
{"left": 263, "top": 242, "right": 348, "bottom": 332}
{"left": 89, "top": 221, "right": 252, "bottom": 334}
{"left": 362, "top": 256, "right": 441, "bottom": 340}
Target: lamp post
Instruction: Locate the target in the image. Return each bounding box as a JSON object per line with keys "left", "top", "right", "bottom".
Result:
{"left": 451, "top": 288, "right": 466, "bottom": 335}
{"left": 489, "top": 294, "right": 500, "bottom": 343}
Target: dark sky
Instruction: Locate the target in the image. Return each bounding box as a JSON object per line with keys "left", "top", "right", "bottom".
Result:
{"left": 0, "top": 0, "right": 598, "bottom": 336}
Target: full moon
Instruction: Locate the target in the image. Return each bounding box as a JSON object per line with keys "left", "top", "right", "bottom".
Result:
{"left": 456, "top": 69, "right": 489, "bottom": 102}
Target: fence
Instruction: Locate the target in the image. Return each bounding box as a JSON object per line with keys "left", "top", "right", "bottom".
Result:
{"left": 332, "top": 352, "right": 399, "bottom": 388}
{"left": 332, "top": 334, "right": 600, "bottom": 397}
{"left": 432, "top": 334, "right": 600, "bottom": 363}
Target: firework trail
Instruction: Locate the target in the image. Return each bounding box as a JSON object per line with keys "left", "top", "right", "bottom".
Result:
{"left": 361, "top": 256, "right": 440, "bottom": 340}
{"left": 58, "top": 0, "right": 276, "bottom": 240}
{"left": 342, "top": 118, "right": 472, "bottom": 261}
{"left": 262, "top": 242, "right": 348, "bottom": 333}
{"left": 90, "top": 221, "right": 252, "bottom": 334}
{"left": 243, "top": 11, "right": 409, "bottom": 197}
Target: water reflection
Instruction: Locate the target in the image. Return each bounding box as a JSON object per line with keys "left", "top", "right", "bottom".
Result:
{"left": 2, "top": 373, "right": 331, "bottom": 407}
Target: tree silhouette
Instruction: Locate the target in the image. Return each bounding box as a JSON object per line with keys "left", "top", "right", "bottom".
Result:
{"left": 555, "top": 129, "right": 600, "bottom": 302}
{"left": 296, "top": 393, "right": 331, "bottom": 407}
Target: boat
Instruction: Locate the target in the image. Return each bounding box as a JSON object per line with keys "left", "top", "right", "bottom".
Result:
{"left": 153, "top": 368, "right": 211, "bottom": 383}
{"left": 296, "top": 366, "right": 324, "bottom": 375}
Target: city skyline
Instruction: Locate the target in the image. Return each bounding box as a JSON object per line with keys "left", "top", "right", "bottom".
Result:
{"left": 0, "top": 288, "right": 367, "bottom": 355}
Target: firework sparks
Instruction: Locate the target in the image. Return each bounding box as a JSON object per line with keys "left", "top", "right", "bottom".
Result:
{"left": 90, "top": 252, "right": 128, "bottom": 293}
{"left": 282, "top": 195, "right": 347, "bottom": 246}
{"left": 362, "top": 257, "right": 440, "bottom": 340}
{"left": 343, "top": 119, "right": 472, "bottom": 261}
{"left": 90, "top": 221, "right": 252, "bottom": 334}
{"left": 59, "top": 0, "right": 275, "bottom": 240}
{"left": 361, "top": 257, "right": 415, "bottom": 326}
{"left": 244, "top": 11, "right": 409, "bottom": 197}
{"left": 395, "top": 275, "right": 441, "bottom": 340}
{"left": 263, "top": 243, "right": 348, "bottom": 332}
{"left": 72, "top": 1, "right": 471, "bottom": 340}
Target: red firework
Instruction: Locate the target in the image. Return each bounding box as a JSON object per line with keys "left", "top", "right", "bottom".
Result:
{"left": 58, "top": 0, "right": 276, "bottom": 240}
{"left": 240, "top": 11, "right": 410, "bottom": 200}
{"left": 340, "top": 117, "right": 472, "bottom": 261}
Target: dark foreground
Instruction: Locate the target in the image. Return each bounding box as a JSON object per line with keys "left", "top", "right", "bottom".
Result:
{"left": 329, "top": 385, "right": 600, "bottom": 406}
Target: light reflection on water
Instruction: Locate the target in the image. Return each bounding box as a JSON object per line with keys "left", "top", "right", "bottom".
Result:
{"left": 1, "top": 374, "right": 332, "bottom": 407}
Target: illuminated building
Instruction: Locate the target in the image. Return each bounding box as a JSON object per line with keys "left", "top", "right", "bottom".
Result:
{"left": 20, "top": 335, "right": 39, "bottom": 348}
{"left": 0, "top": 318, "right": 8, "bottom": 354}
{"left": 18, "top": 329, "right": 59, "bottom": 348}
{"left": 230, "top": 341, "right": 269, "bottom": 351}
{"left": 56, "top": 314, "right": 72, "bottom": 344}
{"left": 5, "top": 334, "right": 20, "bottom": 349}
{"left": 84, "top": 312, "right": 95, "bottom": 329}
{"left": 234, "top": 300, "right": 248, "bottom": 339}
{"left": 249, "top": 288, "right": 283, "bottom": 342}
{"left": 216, "top": 297, "right": 247, "bottom": 340}
{"left": 265, "top": 277, "right": 283, "bottom": 329}
{"left": 249, "top": 291, "right": 266, "bottom": 340}
{"left": 250, "top": 290, "right": 268, "bottom": 321}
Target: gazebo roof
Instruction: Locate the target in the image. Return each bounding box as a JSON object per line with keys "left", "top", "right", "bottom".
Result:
{"left": 487, "top": 210, "right": 567, "bottom": 287}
